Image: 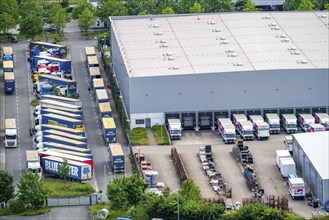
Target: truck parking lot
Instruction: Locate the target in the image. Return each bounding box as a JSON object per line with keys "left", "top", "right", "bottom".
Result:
{"left": 139, "top": 129, "right": 316, "bottom": 218}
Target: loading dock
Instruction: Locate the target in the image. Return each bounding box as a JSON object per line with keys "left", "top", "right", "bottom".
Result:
{"left": 165, "top": 112, "right": 180, "bottom": 125}
{"left": 198, "top": 112, "right": 212, "bottom": 130}
{"left": 246, "top": 109, "right": 261, "bottom": 117}
{"left": 263, "top": 109, "right": 278, "bottom": 118}
{"left": 182, "top": 112, "right": 196, "bottom": 130}
{"left": 312, "top": 107, "right": 327, "bottom": 114}
{"left": 279, "top": 108, "right": 294, "bottom": 117}
{"left": 295, "top": 108, "right": 311, "bottom": 117}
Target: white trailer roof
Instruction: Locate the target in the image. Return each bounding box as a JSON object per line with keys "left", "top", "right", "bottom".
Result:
{"left": 300, "top": 114, "right": 314, "bottom": 120}
{"left": 283, "top": 114, "right": 297, "bottom": 119}
{"left": 266, "top": 113, "right": 280, "bottom": 120}
{"left": 293, "top": 131, "right": 329, "bottom": 180}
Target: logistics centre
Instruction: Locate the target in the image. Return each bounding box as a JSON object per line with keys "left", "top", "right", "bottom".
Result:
{"left": 109, "top": 12, "right": 329, "bottom": 129}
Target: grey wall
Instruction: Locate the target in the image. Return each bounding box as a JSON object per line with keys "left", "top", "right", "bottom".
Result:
{"left": 130, "top": 68, "right": 329, "bottom": 114}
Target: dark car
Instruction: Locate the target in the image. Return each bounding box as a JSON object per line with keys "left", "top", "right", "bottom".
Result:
{"left": 8, "top": 35, "right": 18, "bottom": 43}
{"left": 45, "top": 24, "right": 56, "bottom": 33}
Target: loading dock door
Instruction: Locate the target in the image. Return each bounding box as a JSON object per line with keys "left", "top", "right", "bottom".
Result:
{"left": 199, "top": 115, "right": 211, "bottom": 130}
{"left": 182, "top": 113, "right": 195, "bottom": 130}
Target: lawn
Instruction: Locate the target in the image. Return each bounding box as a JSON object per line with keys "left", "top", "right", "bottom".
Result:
{"left": 90, "top": 203, "right": 148, "bottom": 220}
{"left": 151, "top": 125, "right": 169, "bottom": 145}
{"left": 128, "top": 128, "right": 149, "bottom": 146}
{"left": 44, "top": 178, "right": 95, "bottom": 197}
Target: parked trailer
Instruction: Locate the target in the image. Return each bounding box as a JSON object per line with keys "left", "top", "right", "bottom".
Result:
{"left": 253, "top": 121, "right": 270, "bottom": 140}
{"left": 44, "top": 148, "right": 93, "bottom": 159}
{"left": 89, "top": 67, "right": 101, "bottom": 81}
{"left": 279, "top": 157, "right": 296, "bottom": 178}
{"left": 287, "top": 174, "right": 305, "bottom": 199}
{"left": 35, "top": 105, "right": 83, "bottom": 115}
{"left": 283, "top": 136, "right": 293, "bottom": 153}
{"left": 3, "top": 47, "right": 13, "bottom": 61}
{"left": 4, "top": 72, "right": 15, "bottom": 93}
{"left": 42, "top": 156, "right": 91, "bottom": 181}
{"left": 39, "top": 135, "right": 87, "bottom": 148}
{"left": 38, "top": 75, "right": 77, "bottom": 94}
{"left": 31, "top": 56, "right": 70, "bottom": 71}
{"left": 282, "top": 114, "right": 297, "bottom": 134}
{"left": 95, "top": 89, "right": 108, "bottom": 103}
{"left": 35, "top": 129, "right": 87, "bottom": 143}
{"left": 93, "top": 78, "right": 104, "bottom": 90}
{"left": 34, "top": 114, "right": 84, "bottom": 130}
{"left": 308, "top": 123, "right": 325, "bottom": 132}
{"left": 102, "top": 117, "right": 116, "bottom": 144}
{"left": 249, "top": 115, "right": 264, "bottom": 125}
{"left": 298, "top": 114, "right": 315, "bottom": 132}
{"left": 232, "top": 114, "right": 247, "bottom": 127}
{"left": 219, "top": 123, "right": 236, "bottom": 144}
{"left": 40, "top": 95, "right": 82, "bottom": 107}
{"left": 26, "top": 150, "right": 41, "bottom": 175}
{"left": 85, "top": 47, "right": 96, "bottom": 57}
{"left": 39, "top": 99, "right": 82, "bottom": 110}
{"left": 35, "top": 124, "right": 85, "bottom": 136}
{"left": 3, "top": 60, "right": 14, "bottom": 72}
{"left": 314, "top": 113, "right": 329, "bottom": 130}
{"left": 98, "top": 102, "right": 112, "bottom": 118}
{"left": 34, "top": 108, "right": 82, "bottom": 120}
{"left": 29, "top": 41, "right": 67, "bottom": 58}
{"left": 275, "top": 150, "right": 291, "bottom": 168}
{"left": 36, "top": 142, "right": 91, "bottom": 153}
{"left": 87, "top": 56, "right": 99, "bottom": 67}
{"left": 265, "top": 113, "right": 280, "bottom": 134}
{"left": 5, "top": 119, "right": 17, "bottom": 148}
{"left": 108, "top": 143, "right": 125, "bottom": 173}
{"left": 167, "top": 119, "right": 182, "bottom": 140}
{"left": 237, "top": 121, "right": 254, "bottom": 141}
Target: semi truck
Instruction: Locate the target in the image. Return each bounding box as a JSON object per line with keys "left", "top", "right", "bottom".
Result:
{"left": 37, "top": 135, "right": 87, "bottom": 148}
{"left": 108, "top": 143, "right": 125, "bottom": 173}
{"left": 3, "top": 47, "right": 13, "bottom": 61}
{"left": 29, "top": 41, "right": 67, "bottom": 59}
{"left": 36, "top": 142, "right": 91, "bottom": 153}
{"left": 308, "top": 123, "right": 325, "bottom": 132}
{"left": 35, "top": 129, "right": 87, "bottom": 143}
{"left": 232, "top": 114, "right": 247, "bottom": 127}
{"left": 4, "top": 119, "right": 17, "bottom": 148}
{"left": 167, "top": 119, "right": 182, "bottom": 140}
{"left": 35, "top": 81, "right": 55, "bottom": 98}
{"left": 33, "top": 108, "right": 82, "bottom": 120}
{"left": 265, "top": 113, "right": 280, "bottom": 134}
{"left": 39, "top": 99, "right": 82, "bottom": 110}
{"left": 219, "top": 123, "right": 236, "bottom": 144}
{"left": 93, "top": 78, "right": 104, "bottom": 90}
{"left": 26, "top": 150, "right": 42, "bottom": 176}
{"left": 275, "top": 150, "right": 291, "bottom": 167}
{"left": 87, "top": 56, "right": 99, "bottom": 67}
{"left": 31, "top": 56, "right": 71, "bottom": 72}
{"left": 3, "top": 60, "right": 14, "bottom": 72}
{"left": 34, "top": 114, "right": 84, "bottom": 130}
{"left": 35, "top": 104, "right": 83, "bottom": 115}
{"left": 298, "top": 114, "right": 315, "bottom": 132}
{"left": 35, "top": 124, "right": 85, "bottom": 136}
{"left": 237, "top": 121, "right": 253, "bottom": 140}
{"left": 95, "top": 89, "right": 108, "bottom": 103}
{"left": 253, "top": 121, "right": 270, "bottom": 140}
{"left": 89, "top": 67, "right": 101, "bottom": 81}
{"left": 38, "top": 75, "right": 77, "bottom": 95}
{"left": 102, "top": 117, "right": 116, "bottom": 144}
{"left": 85, "top": 47, "right": 96, "bottom": 58}
{"left": 40, "top": 95, "right": 82, "bottom": 107}
{"left": 282, "top": 114, "right": 297, "bottom": 134}
{"left": 42, "top": 156, "right": 91, "bottom": 181}
{"left": 249, "top": 115, "right": 264, "bottom": 125}
{"left": 314, "top": 113, "right": 329, "bottom": 131}
{"left": 4, "top": 72, "right": 15, "bottom": 93}
{"left": 43, "top": 148, "right": 93, "bottom": 159}
{"left": 98, "top": 102, "right": 112, "bottom": 118}
{"left": 287, "top": 174, "right": 306, "bottom": 199}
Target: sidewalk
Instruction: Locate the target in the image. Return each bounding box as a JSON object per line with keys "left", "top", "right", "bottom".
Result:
{"left": 146, "top": 129, "right": 157, "bottom": 146}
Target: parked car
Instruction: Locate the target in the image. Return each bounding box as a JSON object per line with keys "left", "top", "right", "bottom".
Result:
{"left": 45, "top": 24, "right": 56, "bottom": 33}
{"left": 8, "top": 35, "right": 18, "bottom": 43}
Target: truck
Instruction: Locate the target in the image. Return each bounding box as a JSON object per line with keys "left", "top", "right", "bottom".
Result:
{"left": 3, "top": 60, "right": 14, "bottom": 72}
{"left": 42, "top": 156, "right": 91, "bottom": 181}
{"left": 314, "top": 113, "right": 329, "bottom": 131}
{"left": 287, "top": 174, "right": 306, "bottom": 199}
{"left": 35, "top": 81, "right": 55, "bottom": 98}
{"left": 40, "top": 95, "right": 82, "bottom": 107}
{"left": 29, "top": 41, "right": 67, "bottom": 59}
{"left": 31, "top": 56, "right": 71, "bottom": 72}
{"left": 39, "top": 99, "right": 82, "bottom": 110}
{"left": 4, "top": 72, "right": 15, "bottom": 93}
{"left": 167, "top": 119, "right": 182, "bottom": 140}
{"left": 253, "top": 121, "right": 270, "bottom": 140}
{"left": 85, "top": 47, "right": 96, "bottom": 58}
{"left": 237, "top": 121, "right": 254, "bottom": 141}
{"left": 249, "top": 115, "right": 264, "bottom": 125}
{"left": 35, "top": 104, "right": 83, "bottom": 115}
{"left": 38, "top": 75, "right": 77, "bottom": 95}
{"left": 282, "top": 114, "right": 297, "bottom": 134}
{"left": 26, "top": 150, "right": 42, "bottom": 176}
{"left": 98, "top": 102, "right": 112, "bottom": 118}
{"left": 275, "top": 149, "right": 291, "bottom": 168}
{"left": 216, "top": 118, "right": 232, "bottom": 130}
{"left": 95, "top": 89, "right": 109, "bottom": 103}
{"left": 279, "top": 157, "right": 296, "bottom": 177}
{"left": 87, "top": 56, "right": 99, "bottom": 67}
{"left": 4, "top": 119, "right": 17, "bottom": 148}
{"left": 36, "top": 142, "right": 91, "bottom": 153}
{"left": 298, "top": 114, "right": 315, "bottom": 132}
{"left": 232, "top": 114, "right": 247, "bottom": 127}
{"left": 92, "top": 78, "right": 104, "bottom": 90}
{"left": 3, "top": 47, "right": 13, "bottom": 61}
{"left": 33, "top": 108, "right": 82, "bottom": 120}
{"left": 35, "top": 129, "right": 87, "bottom": 143}
{"left": 284, "top": 136, "right": 293, "bottom": 154}
{"left": 265, "top": 113, "right": 280, "bottom": 134}
{"left": 34, "top": 124, "right": 85, "bottom": 136}
{"left": 43, "top": 148, "right": 93, "bottom": 159}
{"left": 108, "top": 143, "right": 125, "bottom": 173}
{"left": 102, "top": 117, "right": 116, "bottom": 144}
{"left": 89, "top": 67, "right": 101, "bottom": 81}
{"left": 219, "top": 123, "right": 236, "bottom": 144}
{"left": 34, "top": 114, "right": 84, "bottom": 130}
{"left": 37, "top": 135, "right": 87, "bottom": 148}
{"left": 308, "top": 123, "right": 325, "bottom": 132}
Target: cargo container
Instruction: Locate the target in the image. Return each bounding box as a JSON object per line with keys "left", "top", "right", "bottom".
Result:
{"left": 36, "top": 142, "right": 91, "bottom": 154}
{"left": 35, "top": 129, "right": 87, "bottom": 143}
{"left": 34, "top": 114, "right": 84, "bottom": 130}
{"left": 40, "top": 95, "right": 82, "bottom": 107}
{"left": 89, "top": 67, "right": 101, "bottom": 81}
{"left": 93, "top": 78, "right": 104, "bottom": 90}
{"left": 275, "top": 150, "right": 291, "bottom": 167}
{"left": 34, "top": 108, "right": 82, "bottom": 120}
{"left": 308, "top": 123, "right": 325, "bottom": 132}
{"left": 39, "top": 99, "right": 82, "bottom": 111}
{"left": 35, "top": 124, "right": 85, "bottom": 136}
{"left": 99, "top": 102, "right": 112, "bottom": 118}
{"left": 232, "top": 114, "right": 247, "bottom": 127}
{"left": 39, "top": 135, "right": 87, "bottom": 148}
{"left": 42, "top": 156, "right": 91, "bottom": 181}
{"left": 265, "top": 113, "right": 280, "bottom": 134}
{"left": 298, "top": 114, "right": 315, "bottom": 132}
{"left": 102, "top": 117, "right": 116, "bottom": 144}
{"left": 314, "top": 113, "right": 329, "bottom": 131}
{"left": 85, "top": 47, "right": 96, "bottom": 57}
{"left": 108, "top": 143, "right": 125, "bottom": 173}
{"left": 237, "top": 121, "right": 253, "bottom": 140}
{"left": 35, "top": 104, "right": 83, "bottom": 115}
{"left": 4, "top": 72, "right": 15, "bottom": 93}
{"left": 279, "top": 157, "right": 296, "bottom": 177}
{"left": 282, "top": 114, "right": 297, "bottom": 134}
{"left": 87, "top": 56, "right": 99, "bottom": 67}
{"left": 3, "top": 47, "right": 13, "bottom": 61}
{"left": 95, "top": 89, "right": 109, "bottom": 103}
{"left": 3, "top": 60, "right": 14, "bottom": 72}
{"left": 253, "top": 121, "right": 270, "bottom": 140}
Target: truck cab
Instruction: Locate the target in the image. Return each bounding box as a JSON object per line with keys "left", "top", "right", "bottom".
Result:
{"left": 26, "top": 150, "right": 42, "bottom": 176}
{"left": 314, "top": 113, "right": 329, "bottom": 131}
{"left": 284, "top": 136, "right": 293, "bottom": 154}
{"left": 167, "top": 119, "right": 182, "bottom": 140}
{"left": 265, "top": 113, "right": 280, "bottom": 134}
{"left": 220, "top": 123, "right": 236, "bottom": 144}
{"left": 298, "top": 114, "right": 315, "bottom": 132}
{"left": 254, "top": 121, "right": 270, "bottom": 140}
{"left": 287, "top": 174, "right": 305, "bottom": 199}
{"left": 282, "top": 114, "right": 297, "bottom": 134}
{"left": 237, "top": 121, "right": 254, "bottom": 141}
{"left": 4, "top": 119, "right": 17, "bottom": 148}
{"left": 36, "top": 82, "right": 54, "bottom": 99}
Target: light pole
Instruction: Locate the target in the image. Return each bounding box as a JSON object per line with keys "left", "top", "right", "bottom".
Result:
{"left": 177, "top": 191, "right": 180, "bottom": 220}
{"left": 160, "top": 117, "right": 163, "bottom": 143}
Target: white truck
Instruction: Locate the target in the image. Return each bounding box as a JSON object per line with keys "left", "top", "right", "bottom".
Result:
{"left": 279, "top": 157, "right": 296, "bottom": 177}
{"left": 298, "top": 114, "right": 315, "bottom": 132}
{"left": 265, "top": 113, "right": 280, "bottom": 134}
{"left": 249, "top": 115, "right": 264, "bottom": 124}
{"left": 314, "top": 113, "right": 329, "bottom": 131}
{"left": 275, "top": 149, "right": 291, "bottom": 167}
{"left": 4, "top": 119, "right": 17, "bottom": 148}
{"left": 281, "top": 114, "right": 297, "bottom": 134}
{"left": 26, "top": 150, "right": 42, "bottom": 176}
{"left": 237, "top": 121, "right": 254, "bottom": 140}
{"left": 167, "top": 119, "right": 182, "bottom": 140}
{"left": 219, "top": 123, "right": 236, "bottom": 144}
{"left": 308, "top": 123, "right": 325, "bottom": 132}
{"left": 253, "top": 121, "right": 270, "bottom": 140}
{"left": 232, "top": 114, "right": 247, "bottom": 127}
{"left": 284, "top": 136, "right": 293, "bottom": 153}
{"left": 287, "top": 174, "right": 305, "bottom": 199}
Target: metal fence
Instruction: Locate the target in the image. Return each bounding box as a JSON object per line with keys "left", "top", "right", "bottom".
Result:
{"left": 47, "top": 195, "right": 98, "bottom": 207}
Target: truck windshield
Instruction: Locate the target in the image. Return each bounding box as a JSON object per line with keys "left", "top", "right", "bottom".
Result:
{"left": 226, "top": 134, "right": 235, "bottom": 138}
{"left": 270, "top": 124, "right": 280, "bottom": 128}
{"left": 244, "top": 130, "right": 253, "bottom": 135}
{"left": 45, "top": 87, "right": 54, "bottom": 93}
{"left": 171, "top": 130, "right": 181, "bottom": 134}
{"left": 5, "top": 135, "right": 16, "bottom": 140}
{"left": 287, "top": 124, "right": 296, "bottom": 128}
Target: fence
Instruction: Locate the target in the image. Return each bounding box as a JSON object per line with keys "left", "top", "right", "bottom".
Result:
{"left": 47, "top": 195, "right": 98, "bottom": 207}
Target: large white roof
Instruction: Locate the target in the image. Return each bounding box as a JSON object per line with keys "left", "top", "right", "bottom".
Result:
{"left": 111, "top": 12, "right": 329, "bottom": 77}
{"left": 293, "top": 131, "right": 329, "bottom": 180}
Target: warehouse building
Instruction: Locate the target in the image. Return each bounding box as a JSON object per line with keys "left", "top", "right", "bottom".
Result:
{"left": 292, "top": 131, "right": 329, "bottom": 207}
{"left": 109, "top": 12, "right": 329, "bottom": 129}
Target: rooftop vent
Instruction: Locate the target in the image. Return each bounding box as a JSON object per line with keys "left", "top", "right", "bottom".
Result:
{"left": 220, "top": 36, "right": 227, "bottom": 40}
{"left": 161, "top": 43, "right": 168, "bottom": 48}
{"left": 293, "top": 50, "right": 301, "bottom": 55}
{"left": 280, "top": 34, "right": 287, "bottom": 38}
{"left": 154, "top": 32, "right": 163, "bottom": 36}
{"left": 273, "top": 26, "right": 280, "bottom": 30}
{"left": 153, "top": 24, "right": 159, "bottom": 28}
{"left": 320, "top": 14, "right": 327, "bottom": 18}
{"left": 166, "top": 52, "right": 172, "bottom": 56}
{"left": 264, "top": 15, "right": 271, "bottom": 19}
{"left": 168, "top": 56, "right": 174, "bottom": 60}
{"left": 208, "top": 21, "right": 216, "bottom": 25}
{"left": 172, "top": 66, "right": 179, "bottom": 70}
{"left": 234, "top": 62, "right": 243, "bottom": 66}
{"left": 228, "top": 49, "right": 235, "bottom": 53}
{"left": 300, "top": 60, "right": 308, "bottom": 64}
{"left": 230, "top": 53, "right": 238, "bottom": 57}
{"left": 160, "top": 39, "right": 166, "bottom": 43}
{"left": 281, "top": 38, "right": 290, "bottom": 42}
{"left": 222, "top": 40, "right": 229, "bottom": 44}
{"left": 290, "top": 46, "right": 297, "bottom": 51}
{"left": 271, "top": 23, "right": 277, "bottom": 26}
{"left": 213, "top": 28, "right": 221, "bottom": 32}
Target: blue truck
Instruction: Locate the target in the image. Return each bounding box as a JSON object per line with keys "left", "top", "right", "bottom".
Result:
{"left": 29, "top": 41, "right": 67, "bottom": 59}
{"left": 108, "top": 144, "right": 125, "bottom": 173}
{"left": 99, "top": 102, "right": 112, "bottom": 118}
{"left": 34, "top": 124, "right": 85, "bottom": 136}
{"left": 4, "top": 72, "right": 15, "bottom": 93}
{"left": 3, "top": 61, "right": 14, "bottom": 72}
{"left": 35, "top": 81, "right": 55, "bottom": 98}
{"left": 36, "top": 142, "right": 91, "bottom": 154}
{"left": 96, "top": 89, "right": 109, "bottom": 103}
{"left": 42, "top": 156, "right": 91, "bottom": 181}
{"left": 102, "top": 117, "right": 116, "bottom": 144}
{"left": 3, "top": 47, "right": 13, "bottom": 61}
{"left": 35, "top": 129, "right": 87, "bottom": 143}
{"left": 38, "top": 135, "right": 87, "bottom": 148}
{"left": 34, "top": 108, "right": 82, "bottom": 120}
{"left": 38, "top": 75, "right": 77, "bottom": 95}
{"left": 44, "top": 148, "right": 93, "bottom": 159}
{"left": 31, "top": 56, "right": 71, "bottom": 72}
{"left": 34, "top": 113, "right": 84, "bottom": 130}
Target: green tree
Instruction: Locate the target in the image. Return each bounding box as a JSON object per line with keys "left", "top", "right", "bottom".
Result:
{"left": 17, "top": 171, "right": 48, "bottom": 210}
{"left": 155, "top": 0, "right": 177, "bottom": 14}
{"left": 317, "top": 0, "right": 328, "bottom": 9}
{"left": 52, "top": 8, "right": 67, "bottom": 34}
{"left": 72, "top": 0, "right": 95, "bottom": 20}
{"left": 61, "top": 0, "right": 70, "bottom": 8}
{"left": 189, "top": 2, "right": 205, "bottom": 13}
{"left": 57, "top": 159, "right": 70, "bottom": 180}
{"left": 205, "top": 0, "right": 235, "bottom": 12}
{"left": 138, "top": 11, "right": 147, "bottom": 15}
{"left": 0, "top": 0, "right": 19, "bottom": 33}
{"left": 0, "top": 170, "right": 15, "bottom": 207}
{"left": 297, "top": 0, "right": 314, "bottom": 10}
{"left": 97, "top": 0, "right": 128, "bottom": 22}
{"left": 107, "top": 176, "right": 127, "bottom": 212}
{"left": 20, "top": 0, "right": 44, "bottom": 19}
{"left": 178, "top": 0, "right": 199, "bottom": 13}
{"left": 243, "top": 0, "right": 260, "bottom": 11}
{"left": 124, "top": 0, "right": 156, "bottom": 15}
{"left": 49, "top": 3, "right": 63, "bottom": 21}
{"left": 19, "top": 12, "right": 44, "bottom": 39}
{"left": 123, "top": 174, "right": 146, "bottom": 206}
{"left": 161, "top": 7, "right": 175, "bottom": 14}
{"left": 325, "top": 3, "right": 329, "bottom": 9}
{"left": 179, "top": 178, "right": 202, "bottom": 203}
{"left": 283, "top": 0, "right": 300, "bottom": 10}
{"left": 0, "top": 12, "right": 16, "bottom": 34}
{"left": 78, "top": 8, "right": 96, "bottom": 36}
{"left": 144, "top": 192, "right": 177, "bottom": 219}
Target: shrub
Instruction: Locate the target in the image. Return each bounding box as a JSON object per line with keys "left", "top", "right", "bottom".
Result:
{"left": 8, "top": 198, "right": 25, "bottom": 214}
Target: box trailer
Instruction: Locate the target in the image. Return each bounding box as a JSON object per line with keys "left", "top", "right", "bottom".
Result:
{"left": 253, "top": 121, "right": 270, "bottom": 140}
{"left": 34, "top": 114, "right": 84, "bottom": 130}
{"left": 314, "top": 113, "right": 329, "bottom": 130}
{"left": 89, "top": 67, "right": 101, "bottom": 81}
{"left": 34, "top": 108, "right": 82, "bottom": 120}
{"left": 3, "top": 60, "right": 14, "bottom": 72}
{"left": 34, "top": 124, "right": 85, "bottom": 136}
{"left": 232, "top": 114, "right": 247, "bottom": 127}
{"left": 92, "top": 78, "right": 104, "bottom": 90}
{"left": 35, "top": 129, "right": 87, "bottom": 143}
{"left": 102, "top": 117, "right": 116, "bottom": 144}
{"left": 279, "top": 157, "right": 296, "bottom": 177}
{"left": 275, "top": 150, "right": 291, "bottom": 167}
{"left": 87, "top": 56, "right": 99, "bottom": 67}
{"left": 219, "top": 123, "right": 236, "bottom": 144}
{"left": 167, "top": 119, "right": 182, "bottom": 140}
{"left": 37, "top": 142, "right": 91, "bottom": 154}
{"left": 237, "top": 121, "right": 253, "bottom": 140}
{"left": 4, "top": 72, "right": 15, "bottom": 93}
{"left": 39, "top": 135, "right": 87, "bottom": 148}
{"left": 282, "top": 114, "right": 297, "bottom": 134}
{"left": 108, "top": 143, "right": 125, "bottom": 173}
{"left": 298, "top": 114, "right": 315, "bottom": 132}
{"left": 98, "top": 102, "right": 112, "bottom": 118}
{"left": 95, "top": 89, "right": 109, "bottom": 103}
{"left": 5, "top": 119, "right": 17, "bottom": 148}
{"left": 265, "top": 113, "right": 280, "bottom": 134}
{"left": 40, "top": 95, "right": 82, "bottom": 107}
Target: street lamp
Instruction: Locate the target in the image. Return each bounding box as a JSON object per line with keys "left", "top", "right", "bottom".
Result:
{"left": 160, "top": 117, "right": 163, "bottom": 143}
